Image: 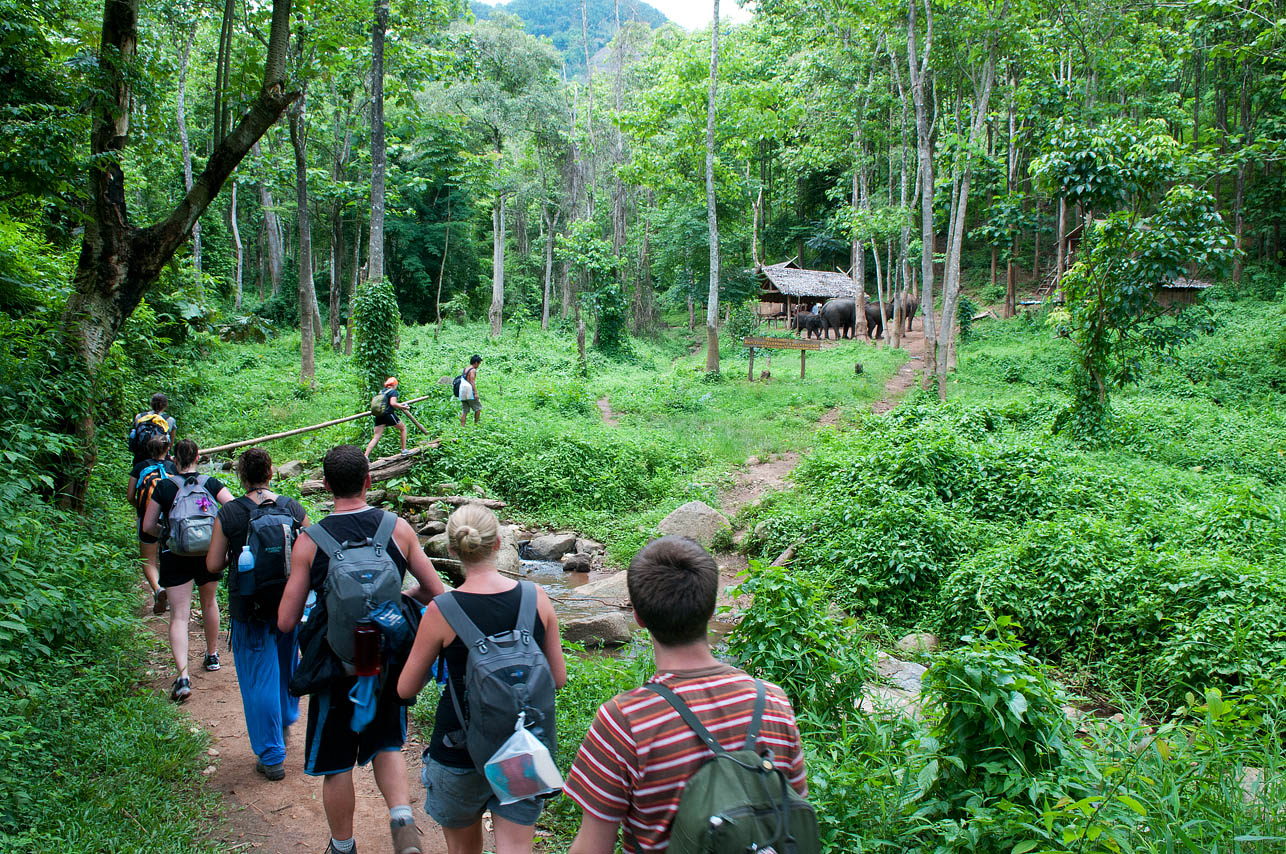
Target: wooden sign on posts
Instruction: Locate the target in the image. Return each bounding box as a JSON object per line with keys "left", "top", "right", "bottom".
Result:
{"left": 743, "top": 336, "right": 822, "bottom": 380}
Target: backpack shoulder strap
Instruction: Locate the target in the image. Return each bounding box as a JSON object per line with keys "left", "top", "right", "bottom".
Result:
{"left": 643, "top": 682, "right": 728, "bottom": 757}
{"left": 303, "top": 521, "right": 344, "bottom": 561}
{"left": 372, "top": 510, "right": 398, "bottom": 552}
{"left": 742, "top": 679, "right": 766, "bottom": 751}
{"left": 433, "top": 591, "right": 487, "bottom": 650}
{"left": 517, "top": 580, "right": 539, "bottom": 637}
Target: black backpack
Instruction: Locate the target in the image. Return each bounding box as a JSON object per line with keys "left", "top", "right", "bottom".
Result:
{"left": 645, "top": 680, "right": 820, "bottom": 854}
{"left": 128, "top": 412, "right": 170, "bottom": 456}
{"left": 234, "top": 497, "right": 300, "bottom": 597}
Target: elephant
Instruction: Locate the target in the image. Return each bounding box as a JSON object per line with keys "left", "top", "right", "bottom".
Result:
{"left": 791, "top": 310, "right": 823, "bottom": 339}
{"left": 882, "top": 294, "right": 920, "bottom": 333}
{"left": 863, "top": 302, "right": 885, "bottom": 340}
{"left": 819, "top": 298, "right": 856, "bottom": 339}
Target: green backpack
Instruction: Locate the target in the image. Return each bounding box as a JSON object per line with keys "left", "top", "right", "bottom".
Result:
{"left": 644, "top": 680, "right": 819, "bottom": 854}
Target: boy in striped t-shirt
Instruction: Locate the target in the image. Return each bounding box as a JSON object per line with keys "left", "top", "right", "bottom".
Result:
{"left": 563, "top": 537, "right": 808, "bottom": 854}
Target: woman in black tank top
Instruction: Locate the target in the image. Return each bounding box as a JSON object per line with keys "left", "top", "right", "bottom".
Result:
{"left": 398, "top": 505, "right": 566, "bottom": 854}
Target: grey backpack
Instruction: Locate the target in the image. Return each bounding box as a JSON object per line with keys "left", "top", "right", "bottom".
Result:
{"left": 166, "top": 474, "right": 218, "bottom": 557}
{"left": 435, "top": 581, "right": 557, "bottom": 771}
{"left": 304, "top": 511, "right": 402, "bottom": 665}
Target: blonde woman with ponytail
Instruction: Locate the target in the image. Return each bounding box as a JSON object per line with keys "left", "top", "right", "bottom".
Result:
{"left": 399, "top": 504, "right": 566, "bottom": 854}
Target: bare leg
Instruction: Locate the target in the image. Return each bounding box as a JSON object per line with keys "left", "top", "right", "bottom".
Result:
{"left": 167, "top": 579, "right": 195, "bottom": 678}
{"left": 493, "top": 815, "right": 536, "bottom": 854}
{"left": 397, "top": 421, "right": 408, "bottom": 451}
{"left": 198, "top": 580, "right": 220, "bottom": 655}
{"left": 443, "top": 823, "right": 484, "bottom": 854}
{"left": 141, "top": 540, "right": 160, "bottom": 593}
{"left": 371, "top": 748, "right": 411, "bottom": 808}
{"left": 322, "top": 770, "right": 357, "bottom": 840}
{"left": 460, "top": 405, "right": 467, "bottom": 429}
{"left": 365, "top": 424, "right": 387, "bottom": 458}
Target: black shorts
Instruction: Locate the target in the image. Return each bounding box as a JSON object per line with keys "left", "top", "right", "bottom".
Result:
{"left": 304, "top": 672, "right": 407, "bottom": 776}
{"left": 374, "top": 411, "right": 401, "bottom": 427}
{"left": 159, "top": 551, "right": 221, "bottom": 589}
{"left": 137, "top": 514, "right": 158, "bottom": 545}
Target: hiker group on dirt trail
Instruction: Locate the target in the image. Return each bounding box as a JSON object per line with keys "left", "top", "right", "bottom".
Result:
{"left": 124, "top": 391, "right": 817, "bottom": 854}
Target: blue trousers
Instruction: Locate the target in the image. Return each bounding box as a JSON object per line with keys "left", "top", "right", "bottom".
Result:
{"left": 230, "top": 618, "right": 300, "bottom": 766}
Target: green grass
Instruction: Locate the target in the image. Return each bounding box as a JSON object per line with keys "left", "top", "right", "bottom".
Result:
{"left": 0, "top": 481, "right": 222, "bottom": 852}
{"left": 178, "top": 320, "right": 905, "bottom": 562}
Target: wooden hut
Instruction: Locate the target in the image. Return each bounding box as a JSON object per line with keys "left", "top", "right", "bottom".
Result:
{"left": 1155, "top": 276, "right": 1211, "bottom": 310}
{"left": 756, "top": 260, "right": 857, "bottom": 324}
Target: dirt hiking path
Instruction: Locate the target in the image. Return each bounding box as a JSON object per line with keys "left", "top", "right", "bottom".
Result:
{"left": 145, "top": 610, "right": 452, "bottom": 854}
{"left": 719, "top": 320, "right": 930, "bottom": 515}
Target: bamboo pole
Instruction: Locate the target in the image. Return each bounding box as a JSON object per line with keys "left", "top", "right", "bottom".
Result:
{"left": 200, "top": 394, "right": 435, "bottom": 456}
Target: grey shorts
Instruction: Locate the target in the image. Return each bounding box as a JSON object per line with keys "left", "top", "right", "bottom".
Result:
{"left": 461, "top": 398, "right": 482, "bottom": 414}
{"left": 421, "top": 756, "right": 542, "bottom": 828}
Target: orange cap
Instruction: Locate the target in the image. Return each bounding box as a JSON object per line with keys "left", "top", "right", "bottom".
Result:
{"left": 383, "top": 377, "right": 398, "bottom": 388}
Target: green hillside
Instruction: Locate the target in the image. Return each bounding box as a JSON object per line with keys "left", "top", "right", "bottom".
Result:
{"left": 471, "top": 0, "right": 669, "bottom": 73}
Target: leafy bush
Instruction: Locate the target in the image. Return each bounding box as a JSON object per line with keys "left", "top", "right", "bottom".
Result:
{"left": 726, "top": 560, "right": 873, "bottom": 718}
{"left": 353, "top": 278, "right": 401, "bottom": 395}
{"left": 920, "top": 623, "right": 1074, "bottom": 808}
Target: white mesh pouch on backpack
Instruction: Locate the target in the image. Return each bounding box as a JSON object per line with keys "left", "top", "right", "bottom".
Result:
{"left": 167, "top": 474, "right": 218, "bottom": 556}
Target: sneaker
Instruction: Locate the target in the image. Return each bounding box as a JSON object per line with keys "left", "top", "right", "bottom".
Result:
{"left": 390, "top": 821, "right": 421, "bottom": 854}
{"left": 170, "top": 676, "right": 191, "bottom": 703}
{"left": 255, "top": 760, "right": 285, "bottom": 781}
{"left": 203, "top": 652, "right": 221, "bottom": 671}
{"left": 324, "top": 843, "right": 356, "bottom": 854}
{"left": 152, "top": 588, "right": 168, "bottom": 615}
{"left": 399, "top": 448, "right": 414, "bottom": 455}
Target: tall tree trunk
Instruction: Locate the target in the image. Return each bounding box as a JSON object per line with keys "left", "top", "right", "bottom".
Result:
{"left": 368, "top": 0, "right": 389, "bottom": 285}
{"left": 541, "top": 207, "right": 555, "bottom": 331}
{"left": 345, "top": 223, "right": 361, "bottom": 355}
{"left": 937, "top": 44, "right": 999, "bottom": 397}
{"left": 580, "top": 0, "right": 597, "bottom": 214}
{"left": 1055, "top": 196, "right": 1067, "bottom": 289}
{"left": 634, "top": 190, "right": 655, "bottom": 333}
{"left": 852, "top": 135, "right": 869, "bottom": 339}
{"left": 437, "top": 199, "right": 453, "bottom": 336}
{"left": 255, "top": 221, "right": 265, "bottom": 300}
{"left": 329, "top": 202, "right": 344, "bottom": 350}
{"left": 289, "top": 99, "right": 316, "bottom": 381}
{"left": 176, "top": 23, "right": 202, "bottom": 293}
{"left": 907, "top": 0, "right": 937, "bottom": 387}
{"left": 704, "top": 0, "right": 721, "bottom": 374}
{"left": 490, "top": 195, "right": 505, "bottom": 337}
{"left": 255, "top": 141, "right": 285, "bottom": 297}
{"left": 230, "top": 181, "right": 243, "bottom": 309}
{"left": 59, "top": 0, "right": 294, "bottom": 504}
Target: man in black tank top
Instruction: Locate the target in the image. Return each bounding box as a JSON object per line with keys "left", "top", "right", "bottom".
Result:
{"left": 279, "top": 445, "right": 446, "bottom": 854}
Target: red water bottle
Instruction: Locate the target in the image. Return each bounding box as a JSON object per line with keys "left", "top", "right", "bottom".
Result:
{"left": 353, "top": 621, "right": 382, "bottom": 677}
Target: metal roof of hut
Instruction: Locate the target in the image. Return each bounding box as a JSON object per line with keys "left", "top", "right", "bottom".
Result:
{"left": 758, "top": 260, "right": 856, "bottom": 300}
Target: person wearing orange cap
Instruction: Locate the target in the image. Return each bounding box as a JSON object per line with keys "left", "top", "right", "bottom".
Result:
{"left": 365, "top": 377, "right": 412, "bottom": 458}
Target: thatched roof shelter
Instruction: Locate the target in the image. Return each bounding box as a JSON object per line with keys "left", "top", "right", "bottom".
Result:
{"left": 757, "top": 261, "right": 856, "bottom": 315}
{"left": 1155, "top": 276, "right": 1212, "bottom": 309}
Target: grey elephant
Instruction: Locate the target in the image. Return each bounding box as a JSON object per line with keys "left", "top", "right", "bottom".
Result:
{"left": 791, "top": 310, "right": 823, "bottom": 339}
{"left": 819, "top": 298, "right": 856, "bottom": 339}
{"left": 883, "top": 294, "right": 920, "bottom": 333}
{"left": 863, "top": 303, "right": 885, "bottom": 340}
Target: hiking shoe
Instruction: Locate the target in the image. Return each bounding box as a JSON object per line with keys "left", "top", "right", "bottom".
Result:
{"left": 255, "top": 760, "right": 285, "bottom": 781}
{"left": 170, "top": 676, "right": 191, "bottom": 703}
{"left": 203, "top": 652, "right": 221, "bottom": 671}
{"left": 152, "top": 588, "right": 168, "bottom": 615}
{"left": 390, "top": 821, "right": 421, "bottom": 854}
{"left": 399, "top": 448, "right": 413, "bottom": 455}
{"left": 324, "top": 843, "right": 356, "bottom": 854}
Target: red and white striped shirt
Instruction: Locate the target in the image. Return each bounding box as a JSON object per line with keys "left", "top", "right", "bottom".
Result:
{"left": 564, "top": 664, "right": 807, "bottom": 852}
